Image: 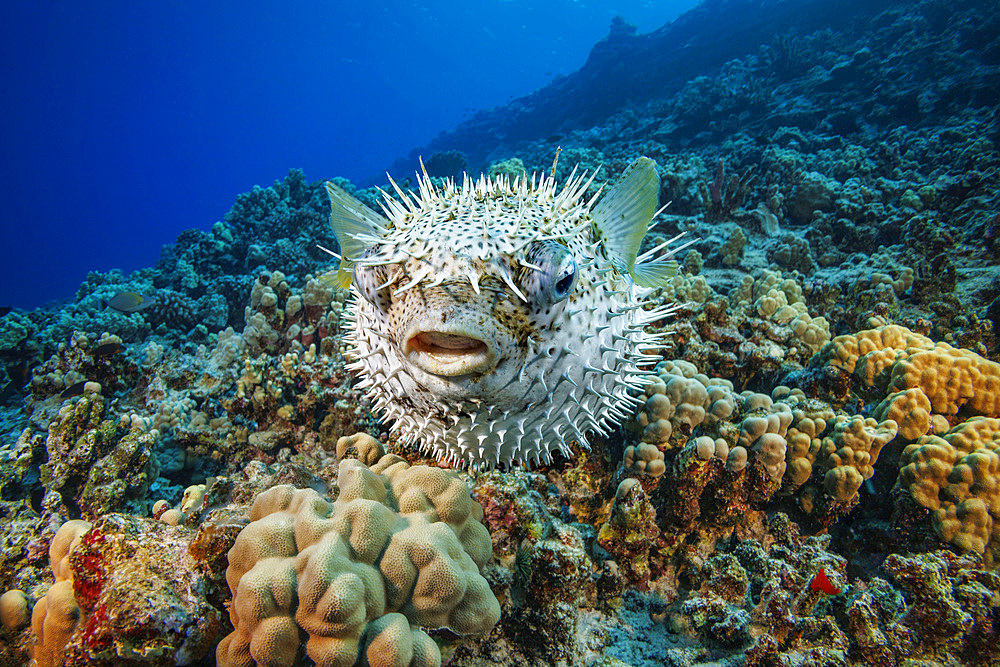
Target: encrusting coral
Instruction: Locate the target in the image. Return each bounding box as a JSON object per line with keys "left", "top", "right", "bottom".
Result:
{"left": 29, "top": 520, "right": 89, "bottom": 667}
{"left": 217, "top": 452, "right": 500, "bottom": 666}
{"left": 1, "top": 3, "right": 999, "bottom": 664}
{"left": 897, "top": 417, "right": 1000, "bottom": 563}
{"left": 27, "top": 514, "right": 225, "bottom": 666}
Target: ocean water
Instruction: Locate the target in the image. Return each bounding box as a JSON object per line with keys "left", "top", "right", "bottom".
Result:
{"left": 1, "top": 0, "right": 999, "bottom": 665}
{"left": 0, "top": 0, "right": 696, "bottom": 310}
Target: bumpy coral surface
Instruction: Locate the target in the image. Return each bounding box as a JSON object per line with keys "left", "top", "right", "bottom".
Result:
{"left": 28, "top": 515, "right": 223, "bottom": 666}
{"left": 898, "top": 417, "right": 1000, "bottom": 562}
{"left": 217, "top": 454, "right": 500, "bottom": 666}
{"left": 0, "top": 1, "right": 998, "bottom": 666}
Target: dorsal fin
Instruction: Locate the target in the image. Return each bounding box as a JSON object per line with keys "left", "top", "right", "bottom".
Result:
{"left": 325, "top": 182, "right": 390, "bottom": 288}
{"left": 590, "top": 156, "right": 660, "bottom": 277}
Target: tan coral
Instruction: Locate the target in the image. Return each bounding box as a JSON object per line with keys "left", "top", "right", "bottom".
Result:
{"left": 887, "top": 344, "right": 1000, "bottom": 417}
{"left": 790, "top": 311, "right": 832, "bottom": 354}
{"left": 738, "top": 401, "right": 793, "bottom": 483}
{"left": 637, "top": 359, "right": 736, "bottom": 448}
{"left": 360, "top": 612, "right": 439, "bottom": 667}
{"left": 729, "top": 269, "right": 830, "bottom": 353}
{"left": 817, "top": 415, "right": 898, "bottom": 503}
{"left": 30, "top": 519, "right": 91, "bottom": 667}
{"left": 0, "top": 590, "right": 30, "bottom": 632}
{"left": 819, "top": 324, "right": 1000, "bottom": 425}
{"left": 817, "top": 324, "right": 934, "bottom": 377}
{"left": 30, "top": 581, "right": 80, "bottom": 667}
{"left": 898, "top": 417, "right": 1000, "bottom": 562}
{"left": 783, "top": 401, "right": 836, "bottom": 490}
{"left": 656, "top": 272, "right": 715, "bottom": 305}
{"left": 336, "top": 432, "right": 385, "bottom": 466}
{"left": 218, "top": 452, "right": 499, "bottom": 667}
{"left": 48, "top": 520, "right": 90, "bottom": 583}
{"left": 873, "top": 388, "right": 932, "bottom": 440}
{"left": 737, "top": 398, "right": 793, "bottom": 499}
{"left": 151, "top": 499, "right": 170, "bottom": 520}
{"left": 159, "top": 508, "right": 185, "bottom": 526}
{"left": 774, "top": 385, "right": 835, "bottom": 490}
{"left": 623, "top": 442, "right": 666, "bottom": 477}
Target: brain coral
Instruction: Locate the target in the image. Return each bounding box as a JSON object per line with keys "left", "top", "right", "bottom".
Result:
{"left": 636, "top": 359, "right": 736, "bottom": 449}
{"left": 217, "top": 452, "right": 500, "bottom": 667}
{"left": 898, "top": 417, "right": 1000, "bottom": 563}
{"left": 818, "top": 325, "right": 1000, "bottom": 438}
{"left": 31, "top": 520, "right": 90, "bottom": 667}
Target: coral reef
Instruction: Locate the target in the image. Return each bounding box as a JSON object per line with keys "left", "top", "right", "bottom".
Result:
{"left": 0, "top": 0, "right": 998, "bottom": 664}
{"left": 217, "top": 455, "right": 499, "bottom": 666}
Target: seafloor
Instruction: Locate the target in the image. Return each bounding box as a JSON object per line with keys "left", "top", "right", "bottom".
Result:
{"left": 1, "top": 0, "right": 999, "bottom": 665}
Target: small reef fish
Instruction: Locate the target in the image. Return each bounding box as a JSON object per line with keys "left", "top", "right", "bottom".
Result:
{"left": 810, "top": 567, "right": 840, "bottom": 595}
{"left": 91, "top": 340, "right": 125, "bottom": 357}
{"left": 104, "top": 292, "right": 156, "bottom": 313}
{"left": 325, "top": 156, "right": 686, "bottom": 469}
{"left": 59, "top": 381, "right": 88, "bottom": 399}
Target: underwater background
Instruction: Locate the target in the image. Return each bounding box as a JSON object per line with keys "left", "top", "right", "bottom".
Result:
{"left": 1, "top": 0, "right": 1000, "bottom": 665}
{"left": 0, "top": 0, "right": 695, "bottom": 311}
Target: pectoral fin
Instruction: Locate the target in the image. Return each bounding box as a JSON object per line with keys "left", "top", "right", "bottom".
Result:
{"left": 630, "top": 259, "right": 679, "bottom": 288}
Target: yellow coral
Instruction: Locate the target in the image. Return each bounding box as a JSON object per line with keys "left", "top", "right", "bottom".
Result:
{"left": 218, "top": 452, "right": 499, "bottom": 667}
{"left": 888, "top": 345, "right": 1000, "bottom": 417}
{"left": 818, "top": 415, "right": 897, "bottom": 503}
{"left": 817, "top": 324, "right": 934, "bottom": 376}
{"left": 820, "top": 324, "right": 1000, "bottom": 427}
{"left": 898, "top": 417, "right": 1000, "bottom": 562}
{"left": 30, "top": 520, "right": 91, "bottom": 667}
{"left": 782, "top": 400, "right": 835, "bottom": 489}
{"left": 873, "top": 388, "right": 932, "bottom": 440}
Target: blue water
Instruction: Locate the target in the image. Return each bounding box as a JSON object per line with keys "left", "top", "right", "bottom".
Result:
{"left": 0, "top": 0, "right": 697, "bottom": 311}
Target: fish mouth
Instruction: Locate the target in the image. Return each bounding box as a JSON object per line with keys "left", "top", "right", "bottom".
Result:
{"left": 404, "top": 330, "right": 497, "bottom": 377}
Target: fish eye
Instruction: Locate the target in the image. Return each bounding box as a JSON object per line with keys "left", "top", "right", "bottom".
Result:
{"left": 551, "top": 256, "right": 577, "bottom": 300}
{"left": 522, "top": 241, "right": 578, "bottom": 304}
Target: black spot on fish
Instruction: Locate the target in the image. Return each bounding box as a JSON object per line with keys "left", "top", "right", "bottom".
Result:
{"left": 60, "top": 381, "right": 88, "bottom": 399}
{"left": 91, "top": 341, "right": 124, "bottom": 357}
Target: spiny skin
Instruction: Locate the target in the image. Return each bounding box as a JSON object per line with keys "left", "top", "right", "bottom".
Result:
{"left": 339, "top": 167, "right": 675, "bottom": 469}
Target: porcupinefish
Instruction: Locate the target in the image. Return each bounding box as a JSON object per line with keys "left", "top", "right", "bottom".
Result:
{"left": 325, "top": 157, "right": 683, "bottom": 469}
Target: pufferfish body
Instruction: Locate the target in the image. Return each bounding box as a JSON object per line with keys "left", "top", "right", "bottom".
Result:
{"left": 325, "top": 157, "right": 682, "bottom": 469}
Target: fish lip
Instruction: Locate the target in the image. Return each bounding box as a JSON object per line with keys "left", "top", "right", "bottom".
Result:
{"left": 403, "top": 328, "right": 498, "bottom": 377}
